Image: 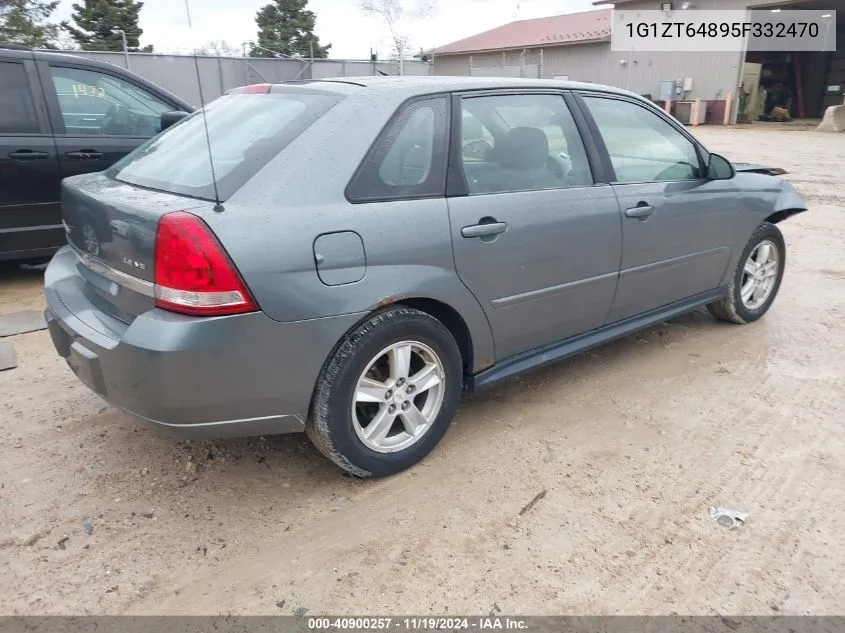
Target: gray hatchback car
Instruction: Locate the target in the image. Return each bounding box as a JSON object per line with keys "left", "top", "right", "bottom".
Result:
{"left": 44, "top": 76, "right": 807, "bottom": 477}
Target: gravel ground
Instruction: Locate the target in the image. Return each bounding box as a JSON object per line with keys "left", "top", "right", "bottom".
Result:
{"left": 1, "top": 125, "right": 843, "bottom": 616}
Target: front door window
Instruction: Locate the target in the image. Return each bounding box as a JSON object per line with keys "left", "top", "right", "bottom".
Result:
{"left": 49, "top": 66, "right": 171, "bottom": 137}
{"left": 582, "top": 96, "right": 703, "bottom": 183}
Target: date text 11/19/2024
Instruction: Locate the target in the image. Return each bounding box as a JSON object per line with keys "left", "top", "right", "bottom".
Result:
{"left": 307, "top": 617, "right": 529, "bottom": 630}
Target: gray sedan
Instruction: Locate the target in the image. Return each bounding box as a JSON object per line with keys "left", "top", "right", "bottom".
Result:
{"left": 44, "top": 77, "right": 807, "bottom": 477}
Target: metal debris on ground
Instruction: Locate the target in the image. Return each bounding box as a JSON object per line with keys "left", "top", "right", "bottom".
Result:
{"left": 0, "top": 341, "right": 17, "bottom": 371}
{"left": 519, "top": 489, "right": 548, "bottom": 516}
{"left": 709, "top": 507, "right": 748, "bottom": 529}
{"left": 0, "top": 310, "right": 47, "bottom": 338}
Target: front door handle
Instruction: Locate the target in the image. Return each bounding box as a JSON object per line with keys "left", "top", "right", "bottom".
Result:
{"left": 66, "top": 150, "right": 104, "bottom": 160}
{"left": 8, "top": 150, "right": 49, "bottom": 161}
{"left": 624, "top": 204, "right": 655, "bottom": 220}
{"left": 461, "top": 220, "right": 508, "bottom": 239}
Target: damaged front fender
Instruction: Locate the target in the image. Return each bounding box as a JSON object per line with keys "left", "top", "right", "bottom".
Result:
{"left": 769, "top": 180, "right": 808, "bottom": 223}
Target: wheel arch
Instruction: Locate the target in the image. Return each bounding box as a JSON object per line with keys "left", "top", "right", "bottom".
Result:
{"left": 308, "top": 293, "right": 493, "bottom": 423}
{"left": 365, "top": 283, "right": 495, "bottom": 376}
{"left": 392, "top": 297, "right": 475, "bottom": 377}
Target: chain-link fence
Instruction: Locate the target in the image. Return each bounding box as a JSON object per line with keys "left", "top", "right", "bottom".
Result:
{"left": 58, "top": 50, "right": 432, "bottom": 107}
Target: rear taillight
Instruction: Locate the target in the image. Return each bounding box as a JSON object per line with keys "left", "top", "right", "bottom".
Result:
{"left": 154, "top": 211, "right": 258, "bottom": 317}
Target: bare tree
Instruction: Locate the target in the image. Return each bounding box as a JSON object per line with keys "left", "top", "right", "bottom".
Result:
{"left": 359, "top": 0, "right": 436, "bottom": 60}
{"left": 196, "top": 39, "right": 242, "bottom": 57}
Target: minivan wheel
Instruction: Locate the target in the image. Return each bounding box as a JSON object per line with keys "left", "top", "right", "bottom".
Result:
{"left": 306, "top": 307, "right": 463, "bottom": 477}
{"left": 708, "top": 221, "right": 786, "bottom": 324}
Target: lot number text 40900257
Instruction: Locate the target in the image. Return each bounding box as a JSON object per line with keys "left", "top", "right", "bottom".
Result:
{"left": 306, "top": 617, "right": 529, "bottom": 630}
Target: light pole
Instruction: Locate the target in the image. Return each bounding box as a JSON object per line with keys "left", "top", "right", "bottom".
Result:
{"left": 113, "top": 28, "right": 130, "bottom": 70}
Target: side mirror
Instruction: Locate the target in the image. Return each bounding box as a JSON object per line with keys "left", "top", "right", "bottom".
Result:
{"left": 160, "top": 110, "right": 189, "bottom": 131}
{"left": 707, "top": 152, "right": 735, "bottom": 180}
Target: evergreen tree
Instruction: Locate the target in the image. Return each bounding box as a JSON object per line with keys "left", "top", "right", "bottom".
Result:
{"left": 250, "top": 0, "right": 330, "bottom": 58}
{"left": 62, "top": 0, "right": 151, "bottom": 52}
{"left": 0, "top": 0, "right": 60, "bottom": 47}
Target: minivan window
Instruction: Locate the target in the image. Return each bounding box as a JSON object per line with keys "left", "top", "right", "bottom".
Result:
{"left": 49, "top": 66, "right": 172, "bottom": 137}
{"left": 112, "top": 92, "right": 341, "bottom": 201}
{"left": 0, "top": 62, "right": 38, "bottom": 134}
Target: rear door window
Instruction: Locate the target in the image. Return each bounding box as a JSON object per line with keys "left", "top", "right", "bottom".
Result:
{"left": 112, "top": 92, "right": 341, "bottom": 201}
{"left": 457, "top": 93, "right": 593, "bottom": 195}
{"left": 347, "top": 96, "right": 449, "bottom": 203}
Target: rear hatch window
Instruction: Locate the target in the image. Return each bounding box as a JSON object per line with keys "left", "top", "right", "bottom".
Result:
{"left": 110, "top": 92, "right": 341, "bottom": 201}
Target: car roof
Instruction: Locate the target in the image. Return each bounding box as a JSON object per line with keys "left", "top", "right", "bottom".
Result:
{"left": 279, "top": 75, "right": 640, "bottom": 99}
{"left": 0, "top": 45, "right": 194, "bottom": 111}
{"left": 29, "top": 48, "right": 148, "bottom": 74}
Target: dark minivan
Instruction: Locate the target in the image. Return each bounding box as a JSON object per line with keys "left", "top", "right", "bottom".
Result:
{"left": 0, "top": 44, "right": 193, "bottom": 263}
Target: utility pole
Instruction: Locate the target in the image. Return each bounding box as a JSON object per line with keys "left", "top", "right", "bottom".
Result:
{"left": 399, "top": 42, "right": 405, "bottom": 76}
{"left": 309, "top": 38, "right": 314, "bottom": 80}
{"left": 115, "top": 28, "right": 130, "bottom": 70}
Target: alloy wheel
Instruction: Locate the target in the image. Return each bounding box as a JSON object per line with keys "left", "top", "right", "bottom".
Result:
{"left": 740, "top": 239, "right": 779, "bottom": 310}
{"left": 351, "top": 341, "right": 446, "bottom": 453}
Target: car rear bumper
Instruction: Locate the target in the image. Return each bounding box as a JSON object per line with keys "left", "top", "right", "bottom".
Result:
{"left": 44, "top": 247, "right": 366, "bottom": 439}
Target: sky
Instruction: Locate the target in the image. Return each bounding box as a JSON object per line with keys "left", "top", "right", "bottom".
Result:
{"left": 54, "top": 0, "right": 598, "bottom": 58}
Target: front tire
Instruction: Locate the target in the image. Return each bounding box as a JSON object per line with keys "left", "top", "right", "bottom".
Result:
{"left": 306, "top": 307, "right": 463, "bottom": 477}
{"left": 708, "top": 221, "right": 786, "bottom": 324}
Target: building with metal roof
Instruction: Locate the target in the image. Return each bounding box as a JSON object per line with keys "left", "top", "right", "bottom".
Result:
{"left": 432, "top": 0, "right": 843, "bottom": 123}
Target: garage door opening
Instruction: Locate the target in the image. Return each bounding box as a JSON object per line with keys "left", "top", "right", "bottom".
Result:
{"left": 739, "top": 1, "right": 842, "bottom": 122}
{"left": 737, "top": 0, "right": 845, "bottom": 123}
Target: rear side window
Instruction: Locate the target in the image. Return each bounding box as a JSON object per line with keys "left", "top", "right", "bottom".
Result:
{"left": 347, "top": 96, "right": 449, "bottom": 203}
{"left": 0, "top": 62, "right": 38, "bottom": 134}
{"left": 112, "top": 92, "right": 341, "bottom": 201}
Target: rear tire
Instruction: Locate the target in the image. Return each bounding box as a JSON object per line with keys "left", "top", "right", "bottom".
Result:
{"left": 306, "top": 307, "right": 463, "bottom": 478}
{"left": 708, "top": 221, "right": 786, "bottom": 324}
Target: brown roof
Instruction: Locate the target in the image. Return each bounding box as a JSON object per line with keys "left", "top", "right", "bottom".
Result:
{"left": 434, "top": 8, "right": 611, "bottom": 56}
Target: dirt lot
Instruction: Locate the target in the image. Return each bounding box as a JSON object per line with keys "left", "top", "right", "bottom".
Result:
{"left": 1, "top": 125, "right": 844, "bottom": 616}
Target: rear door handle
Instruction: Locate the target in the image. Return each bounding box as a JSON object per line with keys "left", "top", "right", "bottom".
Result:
{"left": 66, "top": 150, "right": 104, "bottom": 160}
{"left": 461, "top": 221, "right": 508, "bottom": 239}
{"left": 624, "top": 204, "right": 655, "bottom": 220}
{"left": 8, "top": 150, "right": 49, "bottom": 161}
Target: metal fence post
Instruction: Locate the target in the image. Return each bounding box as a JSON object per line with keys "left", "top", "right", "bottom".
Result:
{"left": 216, "top": 56, "right": 225, "bottom": 96}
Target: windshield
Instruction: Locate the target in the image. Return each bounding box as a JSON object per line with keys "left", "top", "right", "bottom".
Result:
{"left": 111, "top": 92, "right": 341, "bottom": 201}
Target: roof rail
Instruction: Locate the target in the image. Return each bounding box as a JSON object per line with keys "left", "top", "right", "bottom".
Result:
{"left": 0, "top": 42, "right": 33, "bottom": 51}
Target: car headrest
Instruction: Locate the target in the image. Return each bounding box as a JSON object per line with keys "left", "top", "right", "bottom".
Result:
{"left": 497, "top": 127, "right": 550, "bottom": 170}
